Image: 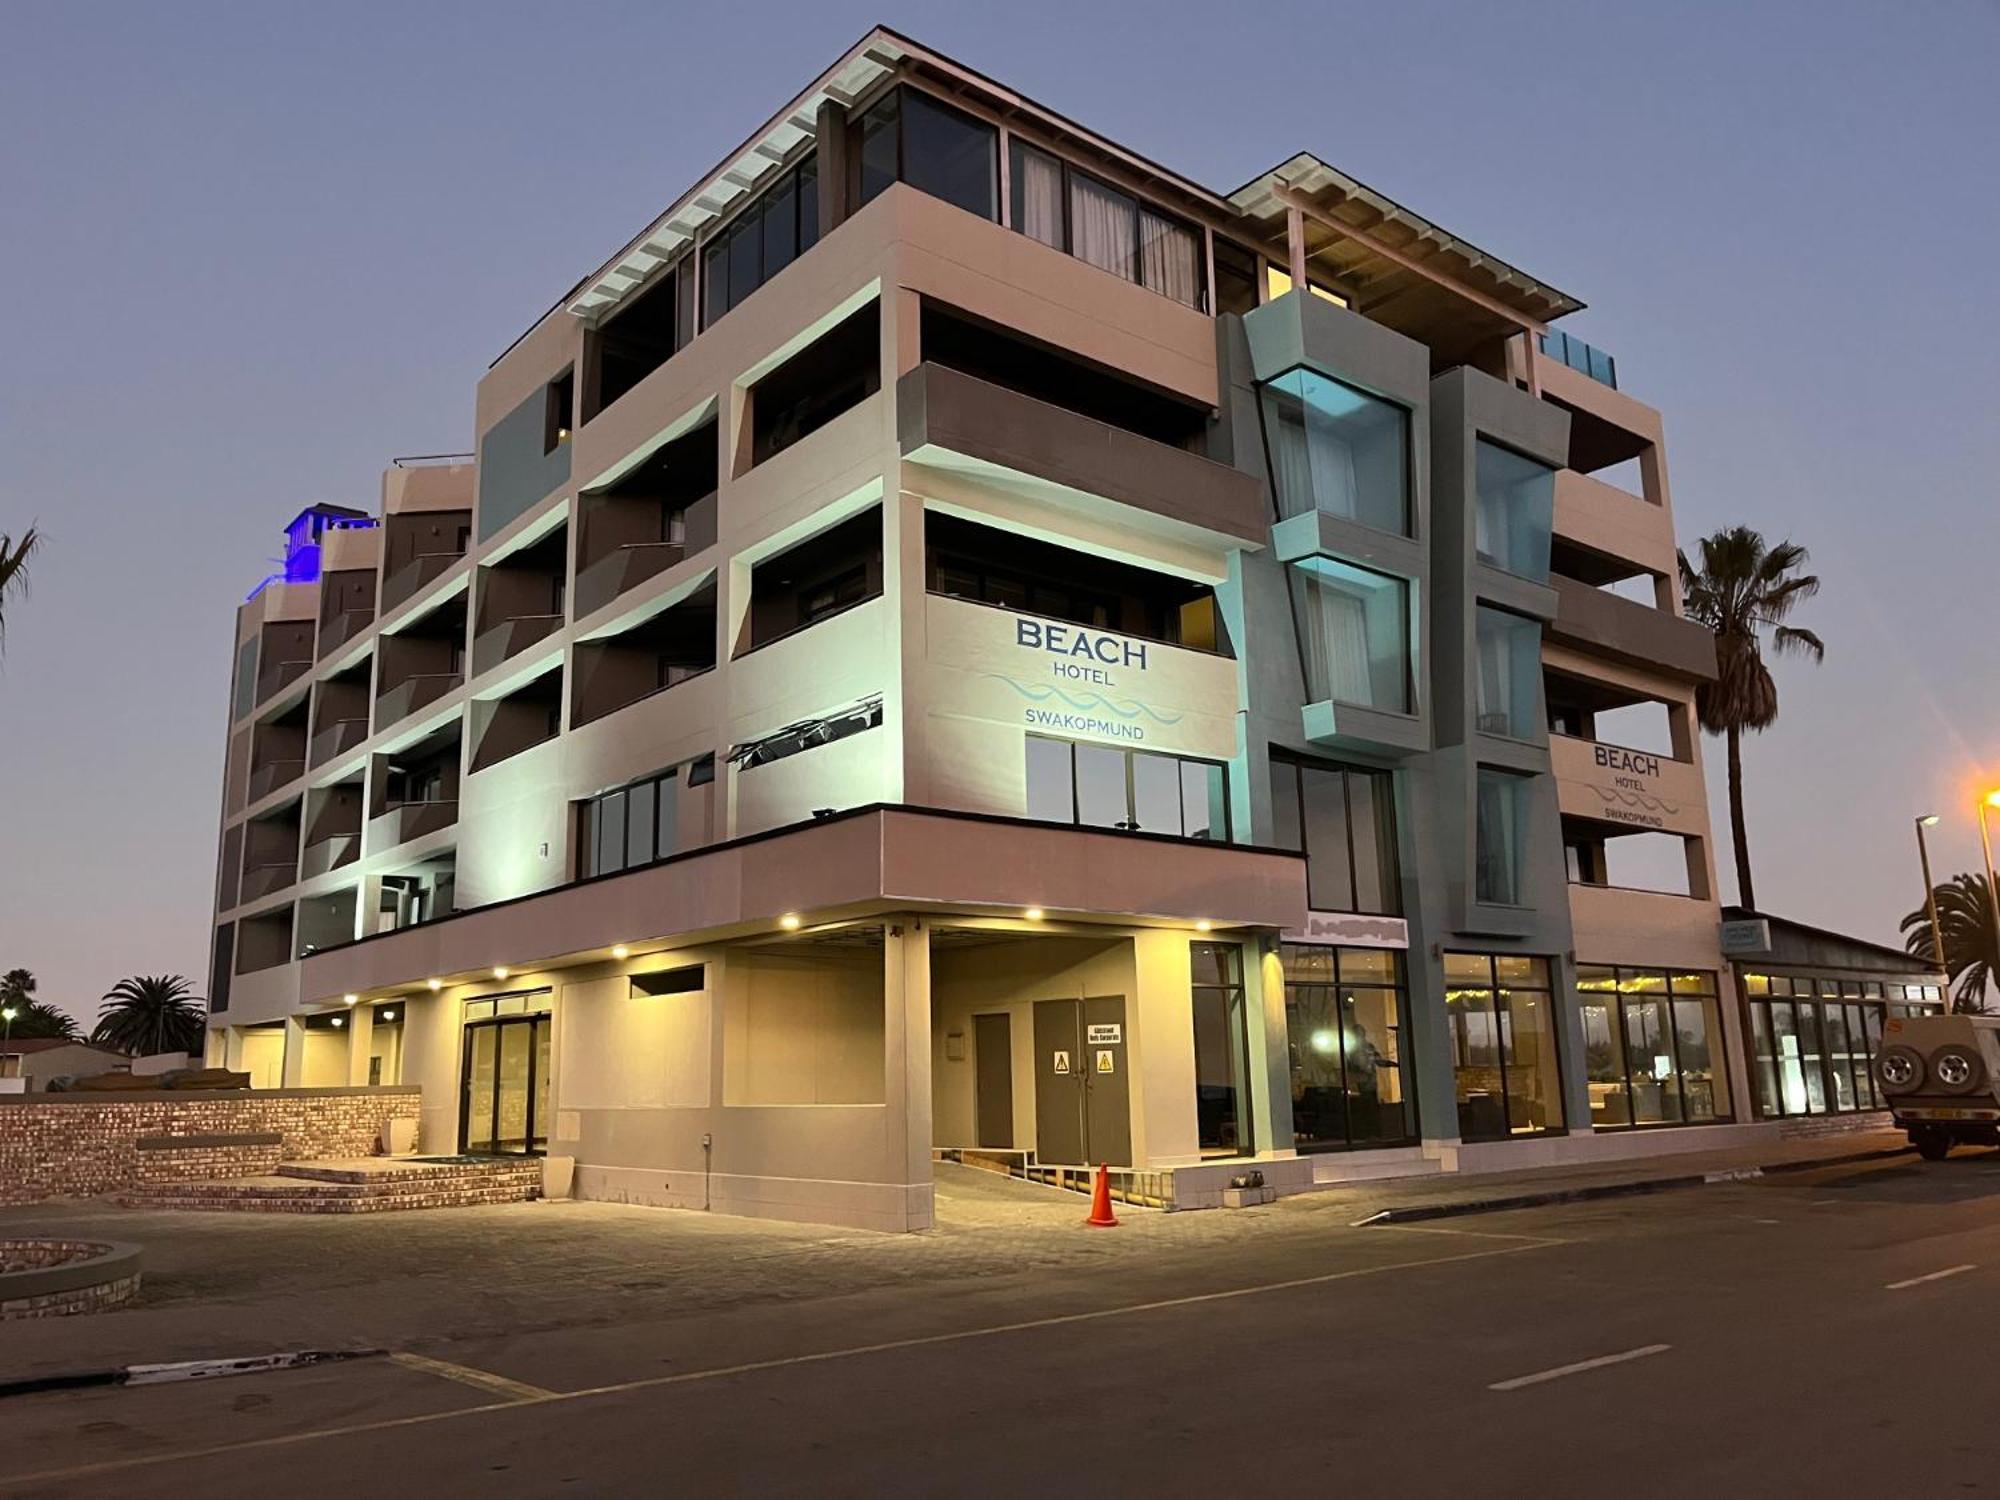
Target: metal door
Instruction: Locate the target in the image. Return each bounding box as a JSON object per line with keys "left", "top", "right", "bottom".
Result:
{"left": 974, "top": 1013, "right": 1014, "bottom": 1149}
{"left": 1081, "top": 996, "right": 1132, "bottom": 1166}
{"left": 1033, "top": 999, "right": 1085, "bottom": 1165}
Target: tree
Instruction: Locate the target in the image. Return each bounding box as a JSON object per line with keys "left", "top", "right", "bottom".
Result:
{"left": 0, "top": 968, "right": 33, "bottom": 1011}
{"left": 1903, "top": 873, "right": 1999, "bottom": 1013}
{"left": 0, "top": 528, "right": 38, "bottom": 650}
{"left": 1678, "top": 526, "right": 1825, "bottom": 912}
{"left": 92, "top": 974, "right": 207, "bottom": 1057}
{"left": 0, "top": 970, "right": 80, "bottom": 1041}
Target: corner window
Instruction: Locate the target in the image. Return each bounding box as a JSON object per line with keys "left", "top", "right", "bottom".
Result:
{"left": 1268, "top": 754, "right": 1398, "bottom": 915}
{"left": 1258, "top": 367, "right": 1409, "bottom": 535}
{"left": 1474, "top": 439, "right": 1555, "bottom": 581}
{"left": 1474, "top": 768, "right": 1530, "bottom": 906}
{"left": 1009, "top": 140, "right": 1203, "bottom": 309}
{"left": 1026, "top": 737, "right": 1229, "bottom": 841}
{"left": 1473, "top": 607, "right": 1542, "bottom": 740}
{"left": 855, "top": 87, "right": 998, "bottom": 222}
{"left": 701, "top": 153, "right": 820, "bottom": 328}
{"left": 1444, "top": 952, "right": 1564, "bottom": 1140}
{"left": 1292, "top": 557, "right": 1411, "bottom": 714}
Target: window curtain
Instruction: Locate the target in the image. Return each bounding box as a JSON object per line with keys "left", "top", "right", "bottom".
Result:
{"left": 1475, "top": 774, "right": 1521, "bottom": 905}
{"left": 1304, "top": 384, "right": 1361, "bottom": 521}
{"left": 1139, "top": 209, "right": 1200, "bottom": 307}
{"left": 1476, "top": 617, "right": 1514, "bottom": 735}
{"left": 1265, "top": 392, "right": 1315, "bottom": 519}
{"left": 1069, "top": 174, "right": 1136, "bottom": 282}
{"left": 1303, "top": 576, "right": 1372, "bottom": 706}
{"left": 1015, "top": 146, "right": 1065, "bottom": 250}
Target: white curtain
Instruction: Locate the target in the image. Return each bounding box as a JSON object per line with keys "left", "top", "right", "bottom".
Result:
{"left": 1305, "top": 388, "right": 1360, "bottom": 520}
{"left": 1266, "top": 395, "right": 1314, "bottom": 519}
{"left": 1304, "top": 576, "right": 1372, "bottom": 706}
{"left": 1476, "top": 615, "right": 1514, "bottom": 734}
{"left": 1069, "top": 174, "right": 1136, "bottom": 281}
{"left": 1015, "top": 146, "right": 1065, "bottom": 250}
{"left": 1139, "top": 209, "right": 1199, "bottom": 307}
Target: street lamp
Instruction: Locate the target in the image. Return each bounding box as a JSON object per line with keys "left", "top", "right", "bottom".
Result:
{"left": 1916, "top": 815, "right": 1947, "bottom": 971}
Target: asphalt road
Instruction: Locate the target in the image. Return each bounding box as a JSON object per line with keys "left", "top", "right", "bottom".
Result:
{"left": 6, "top": 1153, "right": 2000, "bottom": 1497}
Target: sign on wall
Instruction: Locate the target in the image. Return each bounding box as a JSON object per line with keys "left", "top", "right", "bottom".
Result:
{"left": 1583, "top": 744, "right": 1680, "bottom": 830}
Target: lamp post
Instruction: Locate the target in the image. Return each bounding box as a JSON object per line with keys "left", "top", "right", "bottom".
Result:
{"left": 1, "top": 1006, "right": 14, "bottom": 1049}
{"left": 1978, "top": 792, "right": 2000, "bottom": 1009}
{"left": 1916, "top": 815, "right": 1947, "bottom": 971}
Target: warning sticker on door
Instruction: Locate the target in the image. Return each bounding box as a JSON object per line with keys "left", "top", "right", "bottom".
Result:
{"left": 1052, "top": 1051, "right": 1071, "bottom": 1075}
{"left": 1086, "top": 1023, "right": 1122, "bottom": 1045}
{"left": 1096, "top": 1049, "right": 1115, "bottom": 1074}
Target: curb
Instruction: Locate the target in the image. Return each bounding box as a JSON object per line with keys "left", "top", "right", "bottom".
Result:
{"left": 1351, "top": 1143, "right": 1914, "bottom": 1226}
{"left": 0, "top": 1347, "right": 386, "bottom": 1401}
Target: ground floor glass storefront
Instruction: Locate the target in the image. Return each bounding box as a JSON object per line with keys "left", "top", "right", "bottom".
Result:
{"left": 1577, "top": 967, "right": 1730, "bottom": 1130}
{"left": 1282, "top": 944, "right": 1416, "bottom": 1151}
{"left": 1745, "top": 975, "right": 1945, "bottom": 1118}
{"left": 1445, "top": 953, "right": 1564, "bottom": 1141}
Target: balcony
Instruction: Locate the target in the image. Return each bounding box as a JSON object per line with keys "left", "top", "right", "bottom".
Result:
{"left": 317, "top": 607, "right": 373, "bottom": 658}
{"left": 1538, "top": 329, "right": 1617, "bottom": 389}
{"left": 299, "top": 834, "right": 361, "bottom": 880}
{"left": 245, "top": 758, "right": 305, "bottom": 804}
{"left": 238, "top": 861, "right": 297, "bottom": 904}
{"left": 1552, "top": 469, "right": 1674, "bottom": 579}
{"left": 375, "top": 672, "right": 460, "bottom": 730}
{"left": 471, "top": 613, "right": 562, "bottom": 679}
{"left": 897, "top": 362, "right": 1265, "bottom": 546}
{"left": 309, "top": 717, "right": 369, "bottom": 768}
{"left": 1548, "top": 576, "right": 1716, "bottom": 682}
{"left": 372, "top": 798, "right": 459, "bottom": 849}
{"left": 575, "top": 419, "right": 717, "bottom": 620}
{"left": 380, "top": 551, "right": 458, "bottom": 614}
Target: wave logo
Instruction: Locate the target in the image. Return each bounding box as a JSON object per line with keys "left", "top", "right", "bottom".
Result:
{"left": 983, "top": 674, "right": 1184, "bottom": 726}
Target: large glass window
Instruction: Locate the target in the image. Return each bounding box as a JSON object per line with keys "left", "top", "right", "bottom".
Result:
{"left": 1576, "top": 966, "right": 1730, "bottom": 1130}
{"left": 1284, "top": 944, "right": 1416, "bottom": 1151}
{"left": 1743, "top": 971, "right": 1930, "bottom": 1119}
{"left": 1474, "top": 439, "right": 1555, "bottom": 582}
{"left": 1445, "top": 952, "right": 1564, "bottom": 1140}
{"left": 1026, "top": 737, "right": 1228, "bottom": 840}
{"left": 701, "top": 154, "right": 821, "bottom": 327}
{"left": 577, "top": 758, "right": 707, "bottom": 879}
{"left": 1009, "top": 140, "right": 1204, "bottom": 309}
{"left": 1474, "top": 607, "right": 1543, "bottom": 740}
{"left": 1474, "top": 769, "right": 1529, "bottom": 906}
{"left": 1267, "top": 753, "right": 1399, "bottom": 915}
{"left": 1258, "top": 368, "right": 1410, "bottom": 535}
{"left": 856, "top": 87, "right": 998, "bottom": 222}
{"left": 1191, "top": 943, "right": 1254, "bottom": 1157}
{"left": 1293, "top": 557, "right": 1411, "bottom": 713}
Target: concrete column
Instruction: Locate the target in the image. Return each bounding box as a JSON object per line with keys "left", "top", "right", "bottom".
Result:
{"left": 884, "top": 918, "right": 933, "bottom": 1231}
{"left": 221, "top": 1026, "right": 245, "bottom": 1071}
{"left": 280, "top": 1015, "right": 307, "bottom": 1087}
{"left": 345, "top": 1004, "right": 375, "bottom": 1087}
{"left": 1248, "top": 939, "right": 1296, "bottom": 1158}
{"left": 814, "top": 99, "right": 850, "bottom": 238}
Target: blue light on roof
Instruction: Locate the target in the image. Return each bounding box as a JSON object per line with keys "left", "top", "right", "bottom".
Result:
{"left": 246, "top": 505, "right": 377, "bottom": 601}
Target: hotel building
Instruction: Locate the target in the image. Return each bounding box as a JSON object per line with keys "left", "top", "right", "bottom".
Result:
{"left": 202, "top": 29, "right": 1932, "bottom": 1230}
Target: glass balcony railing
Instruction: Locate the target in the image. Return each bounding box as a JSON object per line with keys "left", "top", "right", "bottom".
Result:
{"left": 1538, "top": 330, "right": 1617, "bottom": 390}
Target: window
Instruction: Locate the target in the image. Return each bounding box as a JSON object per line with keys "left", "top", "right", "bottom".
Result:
{"left": 1267, "top": 754, "right": 1398, "bottom": 915}
{"left": 733, "top": 696, "right": 883, "bottom": 771}
{"left": 1474, "top": 769, "right": 1529, "bottom": 906}
{"left": 1576, "top": 966, "right": 1730, "bottom": 1129}
{"left": 632, "top": 966, "right": 704, "bottom": 997}
{"left": 1264, "top": 264, "right": 1350, "bottom": 307}
{"left": 1474, "top": 440, "right": 1555, "bottom": 582}
{"left": 856, "top": 87, "right": 998, "bottom": 221}
{"left": 577, "top": 760, "right": 707, "bottom": 879}
{"left": 1009, "top": 140, "right": 1204, "bottom": 309}
{"left": 701, "top": 154, "right": 820, "bottom": 327}
{"left": 1445, "top": 952, "right": 1564, "bottom": 1140}
{"left": 1025, "top": 737, "right": 1229, "bottom": 840}
{"left": 1292, "top": 557, "right": 1411, "bottom": 713}
{"left": 746, "top": 506, "right": 882, "bottom": 649}
{"left": 1284, "top": 945, "right": 1415, "bottom": 1151}
{"left": 544, "top": 369, "right": 574, "bottom": 454}
{"left": 748, "top": 300, "right": 880, "bottom": 465}
{"left": 1213, "top": 239, "right": 1260, "bottom": 317}
{"left": 585, "top": 260, "right": 696, "bottom": 421}
{"left": 1191, "top": 943, "right": 1253, "bottom": 1156}
{"left": 1745, "top": 973, "right": 1911, "bottom": 1119}
{"left": 1258, "top": 367, "right": 1409, "bottom": 534}
{"left": 1474, "top": 608, "right": 1542, "bottom": 740}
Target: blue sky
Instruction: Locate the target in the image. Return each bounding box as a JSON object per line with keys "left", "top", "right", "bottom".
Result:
{"left": 3, "top": 1, "right": 1997, "bottom": 1022}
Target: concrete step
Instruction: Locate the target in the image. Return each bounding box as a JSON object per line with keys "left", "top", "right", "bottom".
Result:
{"left": 274, "top": 1158, "right": 542, "bottom": 1186}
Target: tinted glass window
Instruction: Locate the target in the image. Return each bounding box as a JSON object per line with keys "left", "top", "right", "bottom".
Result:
{"left": 901, "top": 90, "right": 996, "bottom": 219}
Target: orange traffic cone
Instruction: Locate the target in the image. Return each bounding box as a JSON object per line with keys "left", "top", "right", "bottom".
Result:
{"left": 1085, "top": 1163, "right": 1118, "bottom": 1228}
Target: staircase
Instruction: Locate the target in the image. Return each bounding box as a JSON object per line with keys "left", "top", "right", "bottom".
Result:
{"left": 118, "top": 1156, "right": 543, "bottom": 1214}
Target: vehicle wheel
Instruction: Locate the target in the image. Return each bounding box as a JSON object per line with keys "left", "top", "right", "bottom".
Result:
{"left": 1932, "top": 1046, "right": 1986, "bottom": 1095}
{"left": 1876, "top": 1045, "right": 1925, "bottom": 1095}
{"left": 1914, "top": 1127, "right": 1954, "bottom": 1162}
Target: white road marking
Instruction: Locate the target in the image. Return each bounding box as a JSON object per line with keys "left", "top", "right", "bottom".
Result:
{"left": 3, "top": 1236, "right": 1565, "bottom": 1488}
{"left": 1885, "top": 1264, "right": 1976, "bottom": 1291}
{"left": 1488, "top": 1343, "right": 1671, "bottom": 1392}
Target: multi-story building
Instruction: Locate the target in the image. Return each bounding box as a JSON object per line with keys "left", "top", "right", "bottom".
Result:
{"left": 202, "top": 29, "right": 1925, "bottom": 1230}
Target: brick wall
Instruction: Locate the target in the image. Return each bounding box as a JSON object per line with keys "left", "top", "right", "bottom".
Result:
{"left": 0, "top": 1089, "right": 422, "bottom": 1206}
{"left": 134, "top": 1138, "right": 286, "bottom": 1184}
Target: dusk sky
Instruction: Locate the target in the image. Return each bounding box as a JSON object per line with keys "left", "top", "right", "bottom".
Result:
{"left": 3, "top": 2, "right": 1995, "bottom": 1027}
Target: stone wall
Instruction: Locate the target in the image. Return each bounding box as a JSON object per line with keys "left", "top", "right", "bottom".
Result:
{"left": 0, "top": 1089, "right": 421, "bottom": 1205}
{"left": 0, "top": 1239, "right": 142, "bottom": 1319}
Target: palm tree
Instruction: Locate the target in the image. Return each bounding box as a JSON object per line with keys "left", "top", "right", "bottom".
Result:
{"left": 0, "top": 968, "right": 33, "bottom": 1012}
{"left": 1678, "top": 526, "right": 1824, "bottom": 912}
{"left": 0, "top": 527, "right": 38, "bottom": 650}
{"left": 10, "top": 1002, "right": 82, "bottom": 1042}
{"left": 92, "top": 974, "right": 207, "bottom": 1057}
{"left": 1903, "top": 873, "right": 1999, "bottom": 1013}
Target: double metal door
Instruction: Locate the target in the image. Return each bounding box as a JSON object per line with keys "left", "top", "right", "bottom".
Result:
{"left": 1032, "top": 996, "right": 1131, "bottom": 1167}
{"left": 460, "top": 1015, "right": 551, "bottom": 1156}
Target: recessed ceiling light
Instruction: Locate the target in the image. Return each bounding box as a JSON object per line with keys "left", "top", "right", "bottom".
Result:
{"left": 779, "top": 913, "right": 801, "bottom": 931}
{"left": 331, "top": 1016, "right": 345, "bottom": 1028}
{"left": 1025, "top": 907, "right": 1044, "bottom": 921}
{"left": 611, "top": 944, "right": 630, "bottom": 960}
{"left": 427, "top": 979, "right": 443, "bottom": 992}
{"left": 343, "top": 994, "right": 358, "bottom": 1005}
{"left": 1195, "top": 920, "right": 1213, "bottom": 933}
{"left": 493, "top": 966, "right": 510, "bottom": 980}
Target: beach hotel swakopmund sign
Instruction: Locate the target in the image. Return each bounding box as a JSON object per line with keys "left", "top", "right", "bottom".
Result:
{"left": 922, "top": 593, "right": 1239, "bottom": 762}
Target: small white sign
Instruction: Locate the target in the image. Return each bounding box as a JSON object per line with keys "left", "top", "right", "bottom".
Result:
{"left": 1086, "top": 1023, "right": 1122, "bottom": 1045}
{"left": 1052, "top": 1051, "right": 1071, "bottom": 1075}
{"left": 1095, "top": 1050, "right": 1115, "bottom": 1074}
{"left": 1720, "top": 918, "right": 1772, "bottom": 957}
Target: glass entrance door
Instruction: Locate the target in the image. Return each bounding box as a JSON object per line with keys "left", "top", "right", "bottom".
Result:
{"left": 460, "top": 1016, "right": 551, "bottom": 1156}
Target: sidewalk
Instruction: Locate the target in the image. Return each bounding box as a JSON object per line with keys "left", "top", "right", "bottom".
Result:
{"left": 1309, "top": 1128, "right": 1916, "bottom": 1224}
